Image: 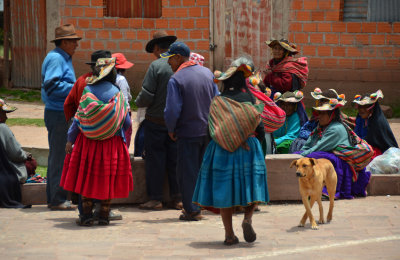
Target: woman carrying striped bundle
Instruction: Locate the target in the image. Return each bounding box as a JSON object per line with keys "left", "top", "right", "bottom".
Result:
{"left": 61, "top": 57, "right": 133, "bottom": 226}
{"left": 192, "top": 57, "right": 269, "bottom": 246}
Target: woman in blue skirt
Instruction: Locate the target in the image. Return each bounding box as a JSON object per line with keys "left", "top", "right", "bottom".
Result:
{"left": 192, "top": 57, "right": 269, "bottom": 246}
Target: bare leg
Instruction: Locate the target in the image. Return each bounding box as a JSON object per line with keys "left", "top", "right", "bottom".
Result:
{"left": 220, "top": 208, "right": 234, "bottom": 239}
{"left": 244, "top": 203, "right": 256, "bottom": 221}
{"left": 242, "top": 203, "right": 257, "bottom": 242}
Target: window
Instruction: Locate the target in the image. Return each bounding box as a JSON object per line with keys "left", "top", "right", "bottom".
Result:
{"left": 343, "top": 0, "right": 400, "bottom": 22}
{"left": 103, "top": 0, "right": 162, "bottom": 18}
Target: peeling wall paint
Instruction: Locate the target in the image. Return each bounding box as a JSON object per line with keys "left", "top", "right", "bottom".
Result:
{"left": 212, "top": 0, "right": 289, "bottom": 71}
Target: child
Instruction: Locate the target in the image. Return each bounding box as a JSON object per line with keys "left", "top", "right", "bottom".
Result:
{"left": 112, "top": 53, "right": 134, "bottom": 148}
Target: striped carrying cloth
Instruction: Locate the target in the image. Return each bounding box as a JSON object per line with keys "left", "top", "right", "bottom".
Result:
{"left": 247, "top": 79, "right": 286, "bottom": 133}
{"left": 333, "top": 126, "right": 374, "bottom": 181}
{"left": 208, "top": 96, "right": 264, "bottom": 153}
{"left": 267, "top": 56, "right": 309, "bottom": 88}
{"left": 75, "top": 89, "right": 128, "bottom": 140}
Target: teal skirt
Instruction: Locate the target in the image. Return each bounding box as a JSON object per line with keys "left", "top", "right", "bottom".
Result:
{"left": 192, "top": 137, "right": 269, "bottom": 208}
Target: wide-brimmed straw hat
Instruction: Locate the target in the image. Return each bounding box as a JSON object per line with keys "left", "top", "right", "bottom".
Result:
{"left": 265, "top": 39, "right": 298, "bottom": 54}
{"left": 145, "top": 31, "right": 177, "bottom": 53}
{"left": 214, "top": 64, "right": 253, "bottom": 82}
{"left": 0, "top": 98, "right": 17, "bottom": 113}
{"left": 313, "top": 98, "right": 346, "bottom": 111}
{"left": 112, "top": 53, "right": 134, "bottom": 69}
{"left": 274, "top": 90, "right": 304, "bottom": 103}
{"left": 353, "top": 89, "right": 383, "bottom": 106}
{"left": 311, "top": 87, "right": 347, "bottom": 106}
{"left": 51, "top": 24, "right": 82, "bottom": 42}
{"left": 86, "top": 58, "right": 116, "bottom": 85}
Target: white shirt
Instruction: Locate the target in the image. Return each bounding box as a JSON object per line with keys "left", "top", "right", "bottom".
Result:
{"left": 115, "top": 73, "right": 132, "bottom": 110}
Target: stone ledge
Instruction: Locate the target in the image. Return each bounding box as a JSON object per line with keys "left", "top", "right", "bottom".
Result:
{"left": 20, "top": 151, "right": 400, "bottom": 205}
{"left": 367, "top": 174, "right": 400, "bottom": 195}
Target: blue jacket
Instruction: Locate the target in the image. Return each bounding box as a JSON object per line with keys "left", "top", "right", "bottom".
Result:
{"left": 164, "top": 64, "right": 219, "bottom": 138}
{"left": 301, "top": 121, "right": 351, "bottom": 156}
{"left": 41, "top": 47, "right": 75, "bottom": 111}
{"left": 273, "top": 112, "right": 301, "bottom": 146}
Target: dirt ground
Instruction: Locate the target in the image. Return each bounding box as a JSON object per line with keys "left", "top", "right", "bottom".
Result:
{"left": 7, "top": 101, "right": 400, "bottom": 153}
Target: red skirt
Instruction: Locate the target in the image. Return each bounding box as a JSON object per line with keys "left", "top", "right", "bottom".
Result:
{"left": 61, "top": 133, "right": 133, "bottom": 200}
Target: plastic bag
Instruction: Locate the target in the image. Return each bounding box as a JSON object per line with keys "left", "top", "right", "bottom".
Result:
{"left": 366, "top": 147, "right": 400, "bottom": 174}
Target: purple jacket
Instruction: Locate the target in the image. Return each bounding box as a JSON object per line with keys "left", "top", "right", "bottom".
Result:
{"left": 164, "top": 64, "right": 219, "bottom": 138}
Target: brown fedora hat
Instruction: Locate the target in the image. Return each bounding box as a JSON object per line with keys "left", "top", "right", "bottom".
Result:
{"left": 51, "top": 24, "right": 82, "bottom": 42}
{"left": 145, "top": 31, "right": 177, "bottom": 53}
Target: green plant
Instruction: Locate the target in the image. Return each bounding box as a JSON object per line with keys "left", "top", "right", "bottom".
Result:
{"left": 35, "top": 166, "right": 47, "bottom": 177}
{"left": 0, "top": 87, "right": 41, "bottom": 102}
{"left": 7, "top": 118, "right": 45, "bottom": 127}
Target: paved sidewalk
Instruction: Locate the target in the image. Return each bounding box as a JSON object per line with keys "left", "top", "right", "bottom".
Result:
{"left": 0, "top": 196, "right": 399, "bottom": 259}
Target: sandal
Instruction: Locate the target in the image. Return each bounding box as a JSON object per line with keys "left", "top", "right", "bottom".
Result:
{"left": 166, "top": 201, "right": 183, "bottom": 210}
{"left": 224, "top": 235, "right": 239, "bottom": 246}
{"left": 51, "top": 201, "right": 77, "bottom": 211}
{"left": 76, "top": 215, "right": 94, "bottom": 227}
{"left": 179, "top": 211, "right": 204, "bottom": 221}
{"left": 242, "top": 219, "right": 256, "bottom": 243}
{"left": 98, "top": 218, "right": 110, "bottom": 226}
{"left": 139, "top": 200, "right": 163, "bottom": 210}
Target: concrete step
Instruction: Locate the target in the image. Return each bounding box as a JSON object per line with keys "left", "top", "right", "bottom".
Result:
{"left": 20, "top": 153, "right": 400, "bottom": 205}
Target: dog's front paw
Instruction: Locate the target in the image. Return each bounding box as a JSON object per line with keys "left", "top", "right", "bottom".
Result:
{"left": 298, "top": 223, "right": 305, "bottom": 228}
{"left": 311, "top": 223, "right": 319, "bottom": 230}
{"left": 318, "top": 219, "right": 325, "bottom": 224}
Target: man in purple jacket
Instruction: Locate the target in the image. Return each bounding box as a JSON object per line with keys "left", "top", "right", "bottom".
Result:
{"left": 162, "top": 42, "right": 219, "bottom": 221}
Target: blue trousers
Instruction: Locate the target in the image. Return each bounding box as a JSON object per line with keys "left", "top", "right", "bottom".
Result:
{"left": 44, "top": 109, "right": 69, "bottom": 206}
{"left": 177, "top": 136, "right": 208, "bottom": 214}
{"left": 144, "top": 120, "right": 180, "bottom": 201}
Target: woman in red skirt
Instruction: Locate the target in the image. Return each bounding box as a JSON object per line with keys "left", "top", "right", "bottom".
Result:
{"left": 61, "top": 57, "right": 133, "bottom": 226}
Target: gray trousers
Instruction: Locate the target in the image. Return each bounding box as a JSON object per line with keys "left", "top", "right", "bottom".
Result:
{"left": 44, "top": 109, "right": 69, "bottom": 206}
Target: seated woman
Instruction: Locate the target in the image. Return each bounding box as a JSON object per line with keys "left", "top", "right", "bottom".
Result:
{"left": 263, "top": 39, "right": 308, "bottom": 97}
{"left": 353, "top": 90, "right": 398, "bottom": 158}
{"left": 193, "top": 60, "right": 269, "bottom": 245}
{"left": 0, "top": 99, "right": 32, "bottom": 208}
{"left": 298, "top": 98, "right": 372, "bottom": 199}
{"left": 290, "top": 88, "right": 354, "bottom": 153}
{"left": 273, "top": 91, "right": 308, "bottom": 154}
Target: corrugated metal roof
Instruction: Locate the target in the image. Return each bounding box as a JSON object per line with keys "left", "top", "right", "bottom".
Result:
{"left": 343, "top": 0, "right": 400, "bottom": 22}
{"left": 368, "top": 0, "right": 400, "bottom": 22}
{"left": 343, "top": 0, "right": 368, "bottom": 21}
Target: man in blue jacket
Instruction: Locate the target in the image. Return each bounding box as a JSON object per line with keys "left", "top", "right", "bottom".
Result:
{"left": 41, "top": 24, "right": 81, "bottom": 210}
{"left": 162, "top": 42, "right": 219, "bottom": 221}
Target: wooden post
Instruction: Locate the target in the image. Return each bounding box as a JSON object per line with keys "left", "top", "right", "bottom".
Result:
{"left": 3, "top": 0, "right": 10, "bottom": 88}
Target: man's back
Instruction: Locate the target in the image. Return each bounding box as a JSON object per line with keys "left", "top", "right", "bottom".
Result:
{"left": 136, "top": 58, "right": 173, "bottom": 119}
{"left": 166, "top": 64, "right": 218, "bottom": 138}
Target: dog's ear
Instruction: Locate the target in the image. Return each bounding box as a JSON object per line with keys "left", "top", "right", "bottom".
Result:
{"left": 309, "top": 158, "right": 316, "bottom": 166}
{"left": 290, "top": 160, "right": 297, "bottom": 168}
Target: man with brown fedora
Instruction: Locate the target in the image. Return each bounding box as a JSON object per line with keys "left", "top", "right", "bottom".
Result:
{"left": 135, "top": 31, "right": 182, "bottom": 210}
{"left": 41, "top": 24, "right": 81, "bottom": 210}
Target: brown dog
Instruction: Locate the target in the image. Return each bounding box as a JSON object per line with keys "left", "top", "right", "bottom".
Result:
{"left": 290, "top": 158, "right": 337, "bottom": 230}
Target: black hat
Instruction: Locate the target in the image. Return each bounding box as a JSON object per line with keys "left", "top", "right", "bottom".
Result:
{"left": 145, "top": 31, "right": 177, "bottom": 53}
{"left": 86, "top": 50, "right": 112, "bottom": 65}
